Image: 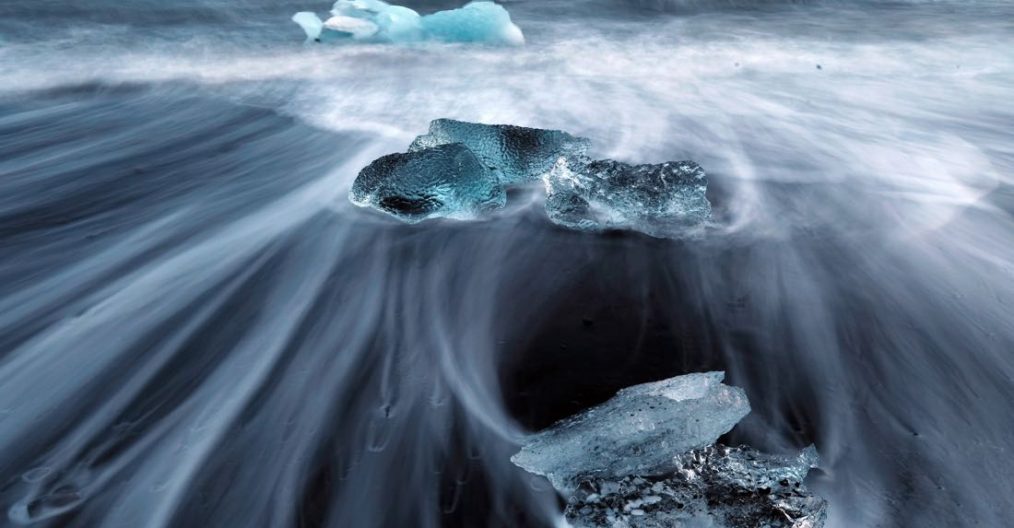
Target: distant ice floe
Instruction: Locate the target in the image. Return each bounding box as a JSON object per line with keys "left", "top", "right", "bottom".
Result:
{"left": 292, "top": 0, "right": 524, "bottom": 46}
{"left": 349, "top": 119, "right": 712, "bottom": 238}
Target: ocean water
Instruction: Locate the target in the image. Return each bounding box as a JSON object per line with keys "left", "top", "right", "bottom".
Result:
{"left": 1, "top": 1, "right": 1013, "bottom": 526}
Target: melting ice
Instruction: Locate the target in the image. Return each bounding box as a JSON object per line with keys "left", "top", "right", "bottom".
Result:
{"left": 409, "top": 119, "right": 590, "bottom": 184}
{"left": 510, "top": 372, "right": 827, "bottom": 528}
{"left": 543, "top": 158, "right": 711, "bottom": 238}
{"left": 292, "top": 0, "right": 524, "bottom": 46}
{"left": 511, "top": 372, "right": 749, "bottom": 493}
{"left": 565, "top": 446, "right": 827, "bottom": 528}
{"left": 349, "top": 143, "right": 505, "bottom": 222}
{"left": 348, "top": 119, "right": 712, "bottom": 237}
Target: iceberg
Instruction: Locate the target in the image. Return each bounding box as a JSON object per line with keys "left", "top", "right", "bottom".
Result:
{"left": 510, "top": 372, "right": 827, "bottom": 528}
{"left": 292, "top": 1, "right": 524, "bottom": 46}
{"left": 349, "top": 143, "right": 505, "bottom": 223}
{"left": 543, "top": 157, "right": 712, "bottom": 238}
{"left": 409, "top": 119, "right": 590, "bottom": 184}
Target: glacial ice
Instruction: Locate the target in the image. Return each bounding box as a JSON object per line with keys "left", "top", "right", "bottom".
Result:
{"left": 417, "top": 2, "right": 525, "bottom": 46}
{"left": 510, "top": 372, "right": 750, "bottom": 493}
{"left": 349, "top": 119, "right": 712, "bottom": 235}
{"left": 292, "top": 12, "right": 326, "bottom": 41}
{"left": 349, "top": 143, "right": 505, "bottom": 222}
{"left": 292, "top": 1, "right": 524, "bottom": 46}
{"left": 409, "top": 119, "right": 590, "bottom": 184}
{"left": 510, "top": 372, "right": 827, "bottom": 528}
{"left": 564, "top": 445, "right": 827, "bottom": 528}
{"left": 543, "top": 157, "right": 712, "bottom": 238}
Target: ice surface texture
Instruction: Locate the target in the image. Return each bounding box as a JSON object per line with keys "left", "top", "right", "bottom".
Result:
{"left": 565, "top": 445, "right": 827, "bottom": 528}
{"left": 544, "top": 158, "right": 712, "bottom": 238}
{"left": 350, "top": 143, "right": 505, "bottom": 222}
{"left": 349, "top": 119, "right": 712, "bottom": 236}
{"left": 292, "top": 1, "right": 524, "bottom": 46}
{"left": 510, "top": 372, "right": 826, "bottom": 528}
{"left": 409, "top": 119, "right": 590, "bottom": 184}
{"left": 511, "top": 372, "right": 750, "bottom": 493}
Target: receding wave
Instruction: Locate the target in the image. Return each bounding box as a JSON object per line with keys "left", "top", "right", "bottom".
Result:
{"left": 1, "top": 1, "right": 1012, "bottom": 527}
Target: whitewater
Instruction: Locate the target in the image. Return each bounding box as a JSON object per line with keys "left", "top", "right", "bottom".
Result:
{"left": 1, "top": 1, "right": 1012, "bottom": 526}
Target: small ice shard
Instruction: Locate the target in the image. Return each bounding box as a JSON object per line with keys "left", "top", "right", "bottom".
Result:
{"left": 409, "top": 119, "right": 590, "bottom": 184}
{"left": 292, "top": 12, "right": 325, "bottom": 41}
{"left": 544, "top": 157, "right": 712, "bottom": 238}
{"left": 349, "top": 143, "right": 505, "bottom": 223}
{"left": 323, "top": 15, "right": 380, "bottom": 39}
{"left": 564, "top": 445, "right": 827, "bottom": 528}
{"left": 331, "top": 0, "right": 420, "bottom": 40}
{"left": 295, "top": 0, "right": 523, "bottom": 45}
{"left": 511, "top": 372, "right": 750, "bottom": 493}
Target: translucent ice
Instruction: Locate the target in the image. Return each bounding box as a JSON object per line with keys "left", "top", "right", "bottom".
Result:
{"left": 349, "top": 119, "right": 712, "bottom": 233}
{"left": 564, "top": 445, "right": 827, "bottom": 528}
{"left": 293, "top": 1, "right": 524, "bottom": 45}
{"left": 544, "top": 157, "right": 712, "bottom": 238}
{"left": 510, "top": 372, "right": 750, "bottom": 493}
{"left": 332, "top": 0, "right": 419, "bottom": 40}
{"left": 409, "top": 119, "right": 590, "bottom": 184}
{"left": 349, "top": 143, "right": 505, "bottom": 223}
{"left": 292, "top": 12, "right": 326, "bottom": 41}
{"left": 510, "top": 372, "right": 826, "bottom": 527}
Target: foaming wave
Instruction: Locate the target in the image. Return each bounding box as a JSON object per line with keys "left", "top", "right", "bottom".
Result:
{"left": 1, "top": 1, "right": 1013, "bottom": 527}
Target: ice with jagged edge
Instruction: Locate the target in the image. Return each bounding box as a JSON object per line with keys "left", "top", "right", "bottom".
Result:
{"left": 565, "top": 445, "right": 827, "bottom": 528}
{"left": 348, "top": 119, "right": 712, "bottom": 235}
{"left": 350, "top": 143, "right": 505, "bottom": 222}
{"left": 409, "top": 119, "right": 590, "bottom": 184}
{"left": 511, "top": 372, "right": 750, "bottom": 493}
{"left": 510, "top": 372, "right": 826, "bottom": 528}
{"left": 543, "top": 157, "right": 712, "bottom": 239}
{"left": 293, "top": 0, "right": 524, "bottom": 46}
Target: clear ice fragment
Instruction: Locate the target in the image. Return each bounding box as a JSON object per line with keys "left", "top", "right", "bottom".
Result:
{"left": 294, "top": 1, "right": 523, "bottom": 45}
{"left": 349, "top": 119, "right": 712, "bottom": 234}
{"left": 409, "top": 119, "right": 590, "bottom": 184}
{"left": 543, "top": 157, "right": 712, "bottom": 238}
{"left": 323, "top": 15, "right": 380, "bottom": 39}
{"left": 331, "top": 0, "right": 420, "bottom": 40}
{"left": 510, "top": 372, "right": 750, "bottom": 493}
{"left": 510, "top": 372, "right": 827, "bottom": 527}
{"left": 292, "top": 12, "right": 325, "bottom": 41}
{"left": 349, "top": 143, "right": 505, "bottom": 223}
{"left": 564, "top": 444, "right": 827, "bottom": 528}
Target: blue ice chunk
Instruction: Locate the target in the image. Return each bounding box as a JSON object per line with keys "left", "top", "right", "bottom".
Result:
{"left": 510, "top": 372, "right": 750, "bottom": 493}
{"left": 543, "top": 157, "right": 712, "bottom": 238}
{"left": 295, "top": 1, "right": 523, "bottom": 45}
{"left": 409, "top": 119, "right": 590, "bottom": 184}
{"left": 420, "top": 1, "right": 524, "bottom": 45}
{"left": 510, "top": 372, "right": 827, "bottom": 527}
{"left": 350, "top": 143, "right": 505, "bottom": 223}
{"left": 350, "top": 119, "right": 713, "bottom": 233}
